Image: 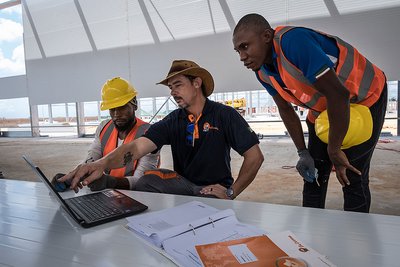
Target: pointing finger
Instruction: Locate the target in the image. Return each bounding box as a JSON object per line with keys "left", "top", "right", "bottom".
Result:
{"left": 347, "top": 164, "right": 361, "bottom": 176}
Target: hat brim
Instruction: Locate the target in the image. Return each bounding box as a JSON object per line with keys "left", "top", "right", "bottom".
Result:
{"left": 157, "top": 67, "right": 214, "bottom": 97}
{"left": 100, "top": 94, "right": 135, "bottom": 111}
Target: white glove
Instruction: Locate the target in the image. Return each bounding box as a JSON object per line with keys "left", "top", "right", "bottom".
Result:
{"left": 296, "top": 149, "right": 317, "bottom": 183}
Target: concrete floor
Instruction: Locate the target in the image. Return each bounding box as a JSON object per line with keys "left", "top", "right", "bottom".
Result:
{"left": 0, "top": 136, "right": 399, "bottom": 216}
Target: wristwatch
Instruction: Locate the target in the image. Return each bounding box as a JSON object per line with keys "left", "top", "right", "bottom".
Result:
{"left": 226, "top": 187, "right": 235, "bottom": 200}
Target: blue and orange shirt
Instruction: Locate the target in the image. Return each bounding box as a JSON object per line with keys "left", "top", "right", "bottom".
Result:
{"left": 256, "top": 26, "right": 385, "bottom": 122}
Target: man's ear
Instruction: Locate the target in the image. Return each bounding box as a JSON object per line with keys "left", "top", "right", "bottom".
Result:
{"left": 131, "top": 97, "right": 138, "bottom": 111}
{"left": 193, "top": 77, "right": 202, "bottom": 89}
{"left": 263, "top": 28, "right": 274, "bottom": 43}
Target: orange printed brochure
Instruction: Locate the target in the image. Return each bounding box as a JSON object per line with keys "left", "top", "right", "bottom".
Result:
{"left": 195, "top": 235, "right": 288, "bottom": 267}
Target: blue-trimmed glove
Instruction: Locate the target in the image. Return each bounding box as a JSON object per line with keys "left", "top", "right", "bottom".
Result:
{"left": 296, "top": 149, "right": 316, "bottom": 183}
{"left": 51, "top": 173, "right": 70, "bottom": 192}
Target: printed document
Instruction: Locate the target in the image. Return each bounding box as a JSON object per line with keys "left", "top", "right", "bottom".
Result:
{"left": 125, "top": 201, "right": 335, "bottom": 267}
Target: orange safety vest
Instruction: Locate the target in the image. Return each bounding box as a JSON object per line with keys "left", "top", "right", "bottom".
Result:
{"left": 257, "top": 26, "right": 386, "bottom": 122}
{"left": 99, "top": 118, "right": 150, "bottom": 178}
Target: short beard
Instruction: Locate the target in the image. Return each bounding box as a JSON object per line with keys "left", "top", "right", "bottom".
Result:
{"left": 178, "top": 103, "right": 188, "bottom": 109}
{"left": 113, "top": 117, "right": 136, "bottom": 132}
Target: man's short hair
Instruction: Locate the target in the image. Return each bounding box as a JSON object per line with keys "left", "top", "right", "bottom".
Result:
{"left": 234, "top": 13, "right": 271, "bottom": 35}
{"left": 184, "top": 75, "right": 207, "bottom": 97}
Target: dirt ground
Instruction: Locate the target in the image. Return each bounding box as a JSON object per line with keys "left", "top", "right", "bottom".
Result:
{"left": 0, "top": 136, "right": 399, "bottom": 216}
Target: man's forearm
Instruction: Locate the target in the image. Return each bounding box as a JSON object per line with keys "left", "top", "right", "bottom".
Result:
{"left": 100, "top": 143, "right": 137, "bottom": 170}
{"left": 281, "top": 111, "right": 306, "bottom": 151}
{"left": 313, "top": 69, "right": 350, "bottom": 153}
{"left": 232, "top": 145, "right": 264, "bottom": 198}
{"left": 100, "top": 136, "right": 157, "bottom": 170}
{"left": 278, "top": 106, "right": 306, "bottom": 151}
{"left": 327, "top": 100, "right": 349, "bottom": 152}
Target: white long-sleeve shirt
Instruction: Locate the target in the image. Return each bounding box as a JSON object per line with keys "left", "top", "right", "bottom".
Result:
{"left": 84, "top": 120, "right": 159, "bottom": 189}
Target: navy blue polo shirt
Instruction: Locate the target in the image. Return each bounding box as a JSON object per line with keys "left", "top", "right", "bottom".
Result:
{"left": 144, "top": 99, "right": 259, "bottom": 187}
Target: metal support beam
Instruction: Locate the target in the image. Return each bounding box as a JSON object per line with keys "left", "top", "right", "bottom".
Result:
{"left": 21, "top": 0, "right": 46, "bottom": 58}
{"left": 149, "top": 96, "right": 171, "bottom": 123}
{"left": 148, "top": 0, "right": 175, "bottom": 40}
{"left": 207, "top": 0, "right": 216, "bottom": 34}
{"left": 0, "top": 0, "right": 20, "bottom": 10}
{"left": 74, "top": 0, "right": 97, "bottom": 51}
{"left": 138, "top": 0, "right": 160, "bottom": 44}
{"left": 323, "top": 0, "right": 340, "bottom": 17}
{"left": 218, "top": 0, "right": 236, "bottom": 31}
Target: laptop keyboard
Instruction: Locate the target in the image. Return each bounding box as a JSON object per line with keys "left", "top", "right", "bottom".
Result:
{"left": 68, "top": 193, "right": 123, "bottom": 222}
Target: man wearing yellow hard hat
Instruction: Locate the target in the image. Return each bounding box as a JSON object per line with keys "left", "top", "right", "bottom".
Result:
{"left": 60, "top": 60, "right": 264, "bottom": 200}
{"left": 233, "top": 14, "right": 387, "bottom": 213}
{"left": 79, "top": 77, "right": 159, "bottom": 191}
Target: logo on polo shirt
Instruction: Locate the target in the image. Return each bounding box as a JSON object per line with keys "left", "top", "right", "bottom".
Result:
{"left": 203, "top": 122, "right": 219, "bottom": 132}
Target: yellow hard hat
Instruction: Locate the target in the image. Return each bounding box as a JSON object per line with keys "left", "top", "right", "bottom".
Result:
{"left": 100, "top": 77, "right": 137, "bottom": 110}
{"left": 315, "top": 104, "right": 373, "bottom": 149}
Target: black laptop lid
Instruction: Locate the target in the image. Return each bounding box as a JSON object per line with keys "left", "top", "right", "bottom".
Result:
{"left": 22, "top": 155, "right": 149, "bottom": 228}
{"left": 22, "top": 155, "right": 84, "bottom": 223}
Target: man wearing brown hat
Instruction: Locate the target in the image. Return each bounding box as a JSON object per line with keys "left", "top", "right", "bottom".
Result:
{"left": 60, "top": 60, "right": 264, "bottom": 199}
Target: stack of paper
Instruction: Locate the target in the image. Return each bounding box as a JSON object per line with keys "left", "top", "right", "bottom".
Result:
{"left": 125, "top": 201, "right": 336, "bottom": 267}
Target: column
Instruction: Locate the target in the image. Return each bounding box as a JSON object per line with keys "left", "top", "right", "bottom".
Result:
{"left": 136, "top": 99, "right": 142, "bottom": 118}
{"left": 30, "top": 104, "right": 40, "bottom": 137}
{"left": 397, "top": 81, "right": 399, "bottom": 136}
{"left": 76, "top": 102, "right": 86, "bottom": 137}
{"left": 97, "top": 101, "right": 101, "bottom": 122}
{"left": 48, "top": 104, "right": 53, "bottom": 123}
{"left": 65, "top": 103, "right": 69, "bottom": 122}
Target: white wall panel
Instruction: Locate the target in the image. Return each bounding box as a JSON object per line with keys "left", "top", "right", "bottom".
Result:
{"left": 0, "top": 75, "right": 28, "bottom": 99}
{"left": 25, "top": 48, "right": 130, "bottom": 105}
{"left": 129, "top": 32, "right": 261, "bottom": 98}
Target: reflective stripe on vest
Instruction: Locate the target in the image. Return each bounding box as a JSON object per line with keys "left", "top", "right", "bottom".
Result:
{"left": 99, "top": 118, "right": 150, "bottom": 178}
{"left": 258, "top": 26, "right": 385, "bottom": 122}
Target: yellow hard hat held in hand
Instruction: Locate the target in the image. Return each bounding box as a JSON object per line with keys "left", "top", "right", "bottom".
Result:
{"left": 315, "top": 104, "right": 373, "bottom": 149}
{"left": 100, "top": 77, "right": 138, "bottom": 110}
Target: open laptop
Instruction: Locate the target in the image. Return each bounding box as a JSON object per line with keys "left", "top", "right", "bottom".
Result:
{"left": 23, "top": 155, "right": 148, "bottom": 228}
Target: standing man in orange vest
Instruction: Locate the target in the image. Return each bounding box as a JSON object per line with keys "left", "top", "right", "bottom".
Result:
{"left": 233, "top": 14, "right": 387, "bottom": 213}
{"left": 82, "top": 77, "right": 159, "bottom": 191}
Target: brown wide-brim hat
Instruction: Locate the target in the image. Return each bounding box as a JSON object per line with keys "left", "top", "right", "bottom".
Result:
{"left": 157, "top": 60, "right": 214, "bottom": 97}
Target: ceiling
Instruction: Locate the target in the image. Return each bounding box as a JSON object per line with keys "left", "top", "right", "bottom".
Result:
{"left": 21, "top": 0, "right": 400, "bottom": 59}
{"left": 1, "top": 0, "right": 400, "bottom": 103}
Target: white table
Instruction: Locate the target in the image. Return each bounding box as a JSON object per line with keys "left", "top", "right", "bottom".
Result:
{"left": 1, "top": 179, "right": 399, "bottom": 267}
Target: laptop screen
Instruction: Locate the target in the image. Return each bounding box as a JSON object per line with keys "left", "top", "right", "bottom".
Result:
{"left": 22, "top": 155, "right": 149, "bottom": 228}
{"left": 22, "top": 155, "right": 82, "bottom": 221}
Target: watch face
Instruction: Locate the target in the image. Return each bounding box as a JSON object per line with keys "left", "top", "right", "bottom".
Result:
{"left": 226, "top": 188, "right": 234, "bottom": 198}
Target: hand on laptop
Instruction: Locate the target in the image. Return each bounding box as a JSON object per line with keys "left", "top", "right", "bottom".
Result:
{"left": 59, "top": 160, "right": 106, "bottom": 193}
